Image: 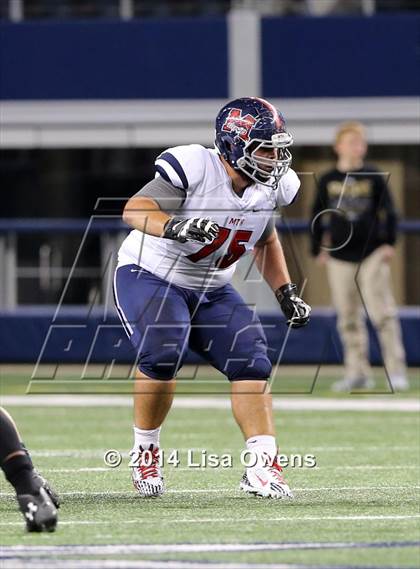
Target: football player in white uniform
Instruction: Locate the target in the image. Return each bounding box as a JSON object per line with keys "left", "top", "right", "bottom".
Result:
{"left": 114, "top": 97, "right": 311, "bottom": 499}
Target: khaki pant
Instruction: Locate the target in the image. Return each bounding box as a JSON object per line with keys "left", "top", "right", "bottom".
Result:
{"left": 326, "top": 247, "right": 406, "bottom": 380}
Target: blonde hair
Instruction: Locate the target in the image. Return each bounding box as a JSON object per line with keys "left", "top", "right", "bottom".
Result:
{"left": 334, "top": 121, "right": 367, "bottom": 145}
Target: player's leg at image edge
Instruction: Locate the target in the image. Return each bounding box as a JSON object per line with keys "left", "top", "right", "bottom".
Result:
{"left": 0, "top": 407, "right": 59, "bottom": 531}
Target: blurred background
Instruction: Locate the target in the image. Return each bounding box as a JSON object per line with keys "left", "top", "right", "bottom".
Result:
{"left": 0, "top": 0, "right": 419, "bottom": 370}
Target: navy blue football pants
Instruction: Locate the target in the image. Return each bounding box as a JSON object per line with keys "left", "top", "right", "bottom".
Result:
{"left": 113, "top": 265, "right": 272, "bottom": 381}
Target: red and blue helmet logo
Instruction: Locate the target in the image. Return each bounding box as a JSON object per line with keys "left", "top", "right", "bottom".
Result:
{"left": 221, "top": 109, "right": 258, "bottom": 142}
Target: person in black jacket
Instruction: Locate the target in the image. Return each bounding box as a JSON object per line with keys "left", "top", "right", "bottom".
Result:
{"left": 310, "top": 122, "right": 408, "bottom": 391}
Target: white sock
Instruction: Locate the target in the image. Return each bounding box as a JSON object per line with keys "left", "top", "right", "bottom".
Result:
{"left": 133, "top": 426, "right": 161, "bottom": 450}
{"left": 246, "top": 435, "right": 277, "bottom": 467}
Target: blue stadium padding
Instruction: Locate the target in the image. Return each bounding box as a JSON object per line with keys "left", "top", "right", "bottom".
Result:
{"left": 0, "top": 307, "right": 418, "bottom": 366}
{"left": 1, "top": 15, "right": 418, "bottom": 100}
{"left": 0, "top": 19, "right": 228, "bottom": 99}
{"left": 262, "top": 14, "right": 420, "bottom": 98}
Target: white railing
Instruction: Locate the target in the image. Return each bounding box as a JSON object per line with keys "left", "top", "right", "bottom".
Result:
{"left": 5, "top": 0, "right": 378, "bottom": 21}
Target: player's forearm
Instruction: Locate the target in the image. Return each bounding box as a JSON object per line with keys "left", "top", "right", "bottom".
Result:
{"left": 122, "top": 196, "right": 170, "bottom": 237}
{"left": 253, "top": 233, "right": 291, "bottom": 291}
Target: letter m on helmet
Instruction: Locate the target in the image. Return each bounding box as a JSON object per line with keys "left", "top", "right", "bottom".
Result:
{"left": 221, "top": 109, "right": 257, "bottom": 142}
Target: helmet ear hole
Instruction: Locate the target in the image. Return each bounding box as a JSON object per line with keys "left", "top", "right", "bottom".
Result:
{"left": 224, "top": 141, "right": 233, "bottom": 163}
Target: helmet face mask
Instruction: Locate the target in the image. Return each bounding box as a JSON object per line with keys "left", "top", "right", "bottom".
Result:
{"left": 237, "top": 133, "right": 293, "bottom": 187}
{"left": 215, "top": 97, "right": 294, "bottom": 190}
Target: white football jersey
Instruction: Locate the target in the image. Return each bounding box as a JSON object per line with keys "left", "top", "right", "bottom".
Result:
{"left": 118, "top": 144, "right": 300, "bottom": 291}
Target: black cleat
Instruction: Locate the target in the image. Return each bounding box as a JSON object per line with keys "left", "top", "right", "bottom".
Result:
{"left": 17, "top": 487, "right": 58, "bottom": 532}
{"left": 32, "top": 470, "right": 61, "bottom": 509}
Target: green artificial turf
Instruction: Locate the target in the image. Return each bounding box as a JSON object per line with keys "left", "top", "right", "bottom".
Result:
{"left": 1, "top": 380, "right": 419, "bottom": 567}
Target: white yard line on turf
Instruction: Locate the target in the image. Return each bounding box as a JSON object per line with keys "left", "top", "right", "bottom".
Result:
{"left": 3, "top": 465, "right": 416, "bottom": 473}
{"left": 2, "top": 395, "right": 419, "bottom": 412}
{"left": 43, "top": 468, "right": 111, "bottom": 472}
{"left": 336, "top": 465, "right": 420, "bottom": 470}
{"left": 23, "top": 445, "right": 417, "bottom": 459}
{"left": 0, "top": 560, "right": 307, "bottom": 569}
{"left": 1, "top": 486, "right": 419, "bottom": 499}
{"left": 2, "top": 540, "right": 419, "bottom": 556}
{"left": 1, "top": 514, "right": 420, "bottom": 527}
{"left": 0, "top": 560, "right": 319, "bottom": 569}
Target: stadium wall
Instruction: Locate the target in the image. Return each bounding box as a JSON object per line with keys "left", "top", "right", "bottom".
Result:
{"left": 0, "top": 307, "right": 419, "bottom": 366}
{"left": 262, "top": 14, "right": 420, "bottom": 98}
{"left": 1, "top": 14, "right": 418, "bottom": 147}
{"left": 0, "top": 15, "right": 418, "bottom": 100}
{"left": 0, "top": 18, "right": 228, "bottom": 99}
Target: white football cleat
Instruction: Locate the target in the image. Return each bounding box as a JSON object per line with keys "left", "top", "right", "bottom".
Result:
{"left": 240, "top": 460, "right": 293, "bottom": 499}
{"left": 131, "top": 444, "right": 164, "bottom": 498}
{"left": 331, "top": 376, "right": 375, "bottom": 392}
{"left": 390, "top": 375, "right": 409, "bottom": 391}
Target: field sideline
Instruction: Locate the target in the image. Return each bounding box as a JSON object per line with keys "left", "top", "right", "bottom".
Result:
{"left": 0, "top": 366, "right": 419, "bottom": 568}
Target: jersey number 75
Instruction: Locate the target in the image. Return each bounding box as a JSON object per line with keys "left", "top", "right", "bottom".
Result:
{"left": 187, "top": 227, "right": 252, "bottom": 269}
